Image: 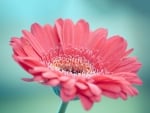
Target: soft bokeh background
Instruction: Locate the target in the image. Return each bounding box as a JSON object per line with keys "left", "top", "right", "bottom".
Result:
{"left": 0, "top": 0, "right": 149, "bottom": 113}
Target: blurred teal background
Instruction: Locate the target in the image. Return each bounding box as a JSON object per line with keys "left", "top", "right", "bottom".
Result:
{"left": 0, "top": 0, "right": 149, "bottom": 113}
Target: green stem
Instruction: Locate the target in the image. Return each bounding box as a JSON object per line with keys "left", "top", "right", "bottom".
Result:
{"left": 57, "top": 101, "right": 68, "bottom": 113}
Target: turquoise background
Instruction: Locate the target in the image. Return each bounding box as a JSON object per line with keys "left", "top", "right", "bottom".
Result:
{"left": 0, "top": 0, "right": 149, "bottom": 113}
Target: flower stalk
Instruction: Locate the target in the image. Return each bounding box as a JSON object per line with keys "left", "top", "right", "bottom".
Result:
{"left": 58, "top": 101, "right": 68, "bottom": 113}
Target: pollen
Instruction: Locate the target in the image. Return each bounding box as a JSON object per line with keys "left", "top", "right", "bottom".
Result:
{"left": 49, "top": 56, "right": 95, "bottom": 74}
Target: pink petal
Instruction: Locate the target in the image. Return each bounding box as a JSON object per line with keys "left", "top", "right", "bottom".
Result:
{"left": 120, "top": 92, "right": 128, "bottom": 100}
{"left": 20, "top": 38, "right": 40, "bottom": 59}
{"left": 31, "top": 23, "right": 59, "bottom": 51}
{"left": 55, "top": 19, "right": 64, "bottom": 46}
{"left": 103, "top": 36, "right": 127, "bottom": 59}
{"left": 31, "top": 23, "right": 49, "bottom": 51}
{"left": 33, "top": 66, "right": 49, "bottom": 72}
{"left": 90, "top": 95, "right": 101, "bottom": 102}
{"left": 60, "top": 90, "right": 68, "bottom": 102}
{"left": 22, "top": 78, "right": 34, "bottom": 82}
{"left": 10, "top": 37, "right": 27, "bottom": 56}
{"left": 80, "top": 89, "right": 93, "bottom": 97}
{"left": 113, "top": 57, "right": 142, "bottom": 73}
{"left": 62, "top": 78, "right": 76, "bottom": 89}
{"left": 63, "top": 19, "right": 74, "bottom": 48}
{"left": 124, "top": 48, "right": 134, "bottom": 56}
{"left": 13, "top": 56, "right": 33, "bottom": 72}
{"left": 46, "top": 79, "right": 60, "bottom": 86}
{"left": 99, "top": 83, "right": 121, "bottom": 93}
{"left": 60, "top": 90, "right": 76, "bottom": 102}
{"left": 78, "top": 94, "right": 93, "bottom": 110}
{"left": 87, "top": 28, "right": 107, "bottom": 51}
{"left": 29, "top": 67, "right": 49, "bottom": 75}
{"left": 102, "top": 91, "right": 119, "bottom": 99}
{"left": 14, "top": 56, "right": 45, "bottom": 73}
{"left": 62, "top": 87, "right": 76, "bottom": 96}
{"left": 22, "top": 30, "right": 45, "bottom": 56}
{"left": 87, "top": 83, "right": 101, "bottom": 96}
{"left": 33, "top": 76, "right": 44, "bottom": 82}
{"left": 121, "top": 85, "right": 138, "bottom": 96}
{"left": 76, "top": 82, "right": 88, "bottom": 90}
{"left": 42, "top": 71, "right": 58, "bottom": 79}
{"left": 114, "top": 72, "right": 143, "bottom": 85}
{"left": 59, "top": 76, "right": 69, "bottom": 82}
{"left": 74, "top": 20, "right": 89, "bottom": 48}
{"left": 44, "top": 24, "right": 59, "bottom": 48}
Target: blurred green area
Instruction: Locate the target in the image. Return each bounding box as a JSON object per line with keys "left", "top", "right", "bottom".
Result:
{"left": 0, "top": 0, "right": 150, "bottom": 113}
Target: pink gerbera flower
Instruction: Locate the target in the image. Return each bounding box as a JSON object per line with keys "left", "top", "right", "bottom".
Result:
{"left": 10, "top": 19, "right": 142, "bottom": 111}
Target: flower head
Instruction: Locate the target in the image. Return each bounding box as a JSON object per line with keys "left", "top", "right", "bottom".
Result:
{"left": 10, "top": 19, "right": 142, "bottom": 110}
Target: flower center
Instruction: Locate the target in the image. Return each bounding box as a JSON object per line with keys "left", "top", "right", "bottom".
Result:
{"left": 49, "top": 56, "right": 95, "bottom": 74}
